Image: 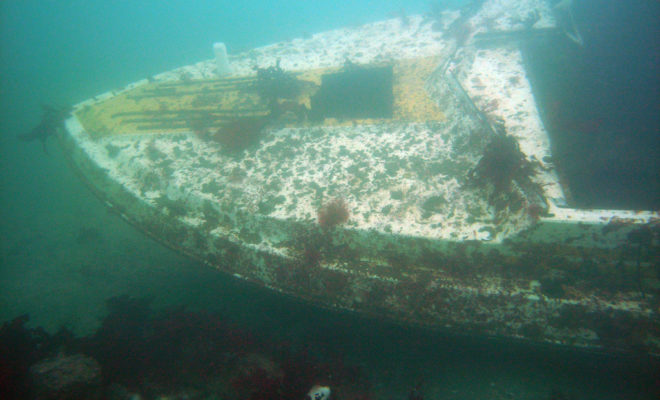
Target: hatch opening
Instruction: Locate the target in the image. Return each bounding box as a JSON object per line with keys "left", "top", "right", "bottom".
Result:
{"left": 310, "top": 64, "right": 393, "bottom": 121}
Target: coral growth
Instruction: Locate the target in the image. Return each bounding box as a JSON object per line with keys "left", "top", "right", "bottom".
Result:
{"left": 187, "top": 111, "right": 216, "bottom": 138}
{"left": 302, "top": 245, "right": 323, "bottom": 269}
{"left": 214, "top": 116, "right": 270, "bottom": 153}
{"left": 191, "top": 115, "right": 270, "bottom": 154}
{"left": 254, "top": 59, "right": 302, "bottom": 104}
{"left": 525, "top": 202, "right": 545, "bottom": 222}
{"left": 188, "top": 109, "right": 270, "bottom": 154}
{"left": 467, "top": 133, "right": 548, "bottom": 216}
{"left": 467, "top": 133, "right": 536, "bottom": 195}
{"left": 317, "top": 198, "right": 350, "bottom": 229}
{"left": 187, "top": 61, "right": 309, "bottom": 153}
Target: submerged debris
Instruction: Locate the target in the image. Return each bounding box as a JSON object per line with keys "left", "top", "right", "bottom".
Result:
{"left": 0, "top": 296, "right": 372, "bottom": 399}
{"left": 0, "top": 315, "right": 75, "bottom": 399}
{"left": 29, "top": 353, "right": 101, "bottom": 399}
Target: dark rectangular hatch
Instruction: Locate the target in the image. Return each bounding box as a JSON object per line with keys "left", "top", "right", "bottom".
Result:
{"left": 310, "top": 65, "right": 393, "bottom": 121}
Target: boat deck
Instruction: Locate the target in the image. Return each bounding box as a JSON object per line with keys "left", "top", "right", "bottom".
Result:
{"left": 61, "top": 1, "right": 659, "bottom": 354}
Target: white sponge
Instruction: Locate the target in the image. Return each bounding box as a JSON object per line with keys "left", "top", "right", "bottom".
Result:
{"left": 213, "top": 42, "right": 232, "bottom": 77}
{"left": 307, "top": 385, "right": 331, "bottom": 400}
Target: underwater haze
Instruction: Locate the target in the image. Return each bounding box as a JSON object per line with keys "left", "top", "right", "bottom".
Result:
{"left": 1, "top": 1, "right": 659, "bottom": 399}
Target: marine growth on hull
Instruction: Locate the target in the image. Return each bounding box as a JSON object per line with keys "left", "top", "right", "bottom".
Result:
{"left": 63, "top": 2, "right": 659, "bottom": 355}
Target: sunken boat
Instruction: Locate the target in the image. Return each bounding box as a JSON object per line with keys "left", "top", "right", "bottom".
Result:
{"left": 60, "top": 0, "right": 659, "bottom": 354}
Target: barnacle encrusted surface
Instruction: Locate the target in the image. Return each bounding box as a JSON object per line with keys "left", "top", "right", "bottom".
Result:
{"left": 62, "top": 3, "right": 660, "bottom": 355}
{"left": 72, "top": 14, "right": 535, "bottom": 251}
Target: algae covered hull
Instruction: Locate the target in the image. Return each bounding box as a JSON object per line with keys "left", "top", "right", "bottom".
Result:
{"left": 61, "top": 1, "right": 659, "bottom": 354}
